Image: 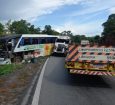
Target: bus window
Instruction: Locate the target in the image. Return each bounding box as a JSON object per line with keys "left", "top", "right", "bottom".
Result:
{"left": 32, "top": 38, "right": 38, "bottom": 44}
{"left": 52, "top": 38, "right": 56, "bottom": 43}
{"left": 37, "top": 38, "right": 42, "bottom": 44}
{"left": 47, "top": 37, "right": 56, "bottom": 43}
{"left": 37, "top": 38, "right": 46, "bottom": 44}
{"left": 46, "top": 38, "right": 51, "bottom": 44}
{"left": 49, "top": 38, "right": 53, "bottom": 43}
{"left": 41, "top": 38, "right": 46, "bottom": 44}
{"left": 24, "top": 38, "right": 31, "bottom": 45}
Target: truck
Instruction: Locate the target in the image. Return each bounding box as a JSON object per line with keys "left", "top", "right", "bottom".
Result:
{"left": 53, "top": 36, "right": 71, "bottom": 55}
{"left": 81, "top": 40, "right": 89, "bottom": 45}
{"left": 65, "top": 44, "right": 115, "bottom": 76}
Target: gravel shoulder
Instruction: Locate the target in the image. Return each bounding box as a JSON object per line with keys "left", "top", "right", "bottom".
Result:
{"left": 0, "top": 57, "right": 47, "bottom": 105}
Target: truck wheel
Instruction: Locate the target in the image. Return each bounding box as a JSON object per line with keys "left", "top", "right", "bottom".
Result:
{"left": 67, "top": 69, "right": 74, "bottom": 77}
{"left": 67, "top": 68, "right": 70, "bottom": 73}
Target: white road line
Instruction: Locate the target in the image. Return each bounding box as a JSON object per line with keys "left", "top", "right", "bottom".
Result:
{"left": 31, "top": 58, "right": 49, "bottom": 105}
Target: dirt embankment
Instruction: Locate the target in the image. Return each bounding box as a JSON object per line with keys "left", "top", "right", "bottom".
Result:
{"left": 0, "top": 57, "right": 47, "bottom": 105}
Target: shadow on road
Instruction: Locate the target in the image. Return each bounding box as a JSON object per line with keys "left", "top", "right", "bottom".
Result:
{"left": 45, "top": 57, "right": 111, "bottom": 89}
{"left": 67, "top": 74, "right": 111, "bottom": 88}
{"left": 51, "top": 53, "right": 66, "bottom": 57}
{"left": 46, "top": 68, "right": 111, "bottom": 88}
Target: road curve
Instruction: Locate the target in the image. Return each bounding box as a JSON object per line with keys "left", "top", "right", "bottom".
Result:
{"left": 38, "top": 56, "right": 115, "bottom": 105}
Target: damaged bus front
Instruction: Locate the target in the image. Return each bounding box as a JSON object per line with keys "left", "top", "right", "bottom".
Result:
{"left": 0, "top": 35, "right": 21, "bottom": 64}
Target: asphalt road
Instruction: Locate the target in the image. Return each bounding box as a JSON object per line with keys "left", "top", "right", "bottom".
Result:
{"left": 38, "top": 56, "right": 115, "bottom": 105}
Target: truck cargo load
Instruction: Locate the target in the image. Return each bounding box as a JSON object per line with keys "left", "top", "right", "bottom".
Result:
{"left": 65, "top": 44, "right": 115, "bottom": 76}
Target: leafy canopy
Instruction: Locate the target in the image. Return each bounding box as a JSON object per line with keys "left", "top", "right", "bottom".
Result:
{"left": 0, "top": 23, "right": 4, "bottom": 35}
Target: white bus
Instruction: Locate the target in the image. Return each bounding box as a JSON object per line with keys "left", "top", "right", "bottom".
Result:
{"left": 0, "top": 34, "right": 58, "bottom": 63}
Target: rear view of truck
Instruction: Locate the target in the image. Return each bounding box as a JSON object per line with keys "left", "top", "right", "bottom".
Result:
{"left": 65, "top": 44, "right": 115, "bottom": 76}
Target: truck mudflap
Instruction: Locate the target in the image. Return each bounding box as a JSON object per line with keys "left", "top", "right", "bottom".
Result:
{"left": 69, "top": 69, "right": 115, "bottom": 76}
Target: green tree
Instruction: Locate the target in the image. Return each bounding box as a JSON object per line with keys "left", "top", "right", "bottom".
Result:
{"left": 71, "top": 35, "right": 81, "bottom": 44}
{"left": 29, "top": 25, "right": 41, "bottom": 34}
{"left": 42, "top": 25, "right": 52, "bottom": 35}
{"left": 102, "top": 14, "right": 115, "bottom": 45}
{"left": 9, "top": 19, "right": 30, "bottom": 34}
{"left": 94, "top": 35, "right": 101, "bottom": 43}
{"left": 51, "top": 30, "right": 60, "bottom": 35}
{"left": 29, "top": 25, "right": 35, "bottom": 34}
{"left": 102, "top": 14, "right": 115, "bottom": 36}
{"left": 5, "top": 19, "right": 12, "bottom": 34}
{"left": 61, "top": 31, "right": 73, "bottom": 37}
{"left": 34, "top": 27, "right": 41, "bottom": 34}
{"left": 0, "top": 23, "right": 4, "bottom": 35}
{"left": 87, "top": 37, "right": 94, "bottom": 44}
{"left": 70, "top": 35, "right": 87, "bottom": 44}
{"left": 42, "top": 25, "right": 60, "bottom": 35}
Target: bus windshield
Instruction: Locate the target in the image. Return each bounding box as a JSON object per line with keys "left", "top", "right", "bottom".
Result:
{"left": 56, "top": 39, "right": 69, "bottom": 44}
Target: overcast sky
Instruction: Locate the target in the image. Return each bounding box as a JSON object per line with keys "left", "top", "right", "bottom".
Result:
{"left": 0, "top": 0, "right": 115, "bottom": 36}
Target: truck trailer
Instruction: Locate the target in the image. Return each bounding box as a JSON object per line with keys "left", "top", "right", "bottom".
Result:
{"left": 65, "top": 44, "right": 115, "bottom": 76}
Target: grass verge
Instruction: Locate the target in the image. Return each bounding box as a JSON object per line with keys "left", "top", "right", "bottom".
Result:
{"left": 0, "top": 64, "right": 22, "bottom": 75}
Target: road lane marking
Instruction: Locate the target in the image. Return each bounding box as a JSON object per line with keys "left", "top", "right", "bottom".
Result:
{"left": 31, "top": 58, "right": 49, "bottom": 105}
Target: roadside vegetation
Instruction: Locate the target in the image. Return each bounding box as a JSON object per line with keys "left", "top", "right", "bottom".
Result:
{"left": 0, "top": 64, "right": 22, "bottom": 75}
{"left": 0, "top": 57, "right": 47, "bottom": 105}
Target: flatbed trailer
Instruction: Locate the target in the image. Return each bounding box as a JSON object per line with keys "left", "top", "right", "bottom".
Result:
{"left": 65, "top": 44, "right": 115, "bottom": 76}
